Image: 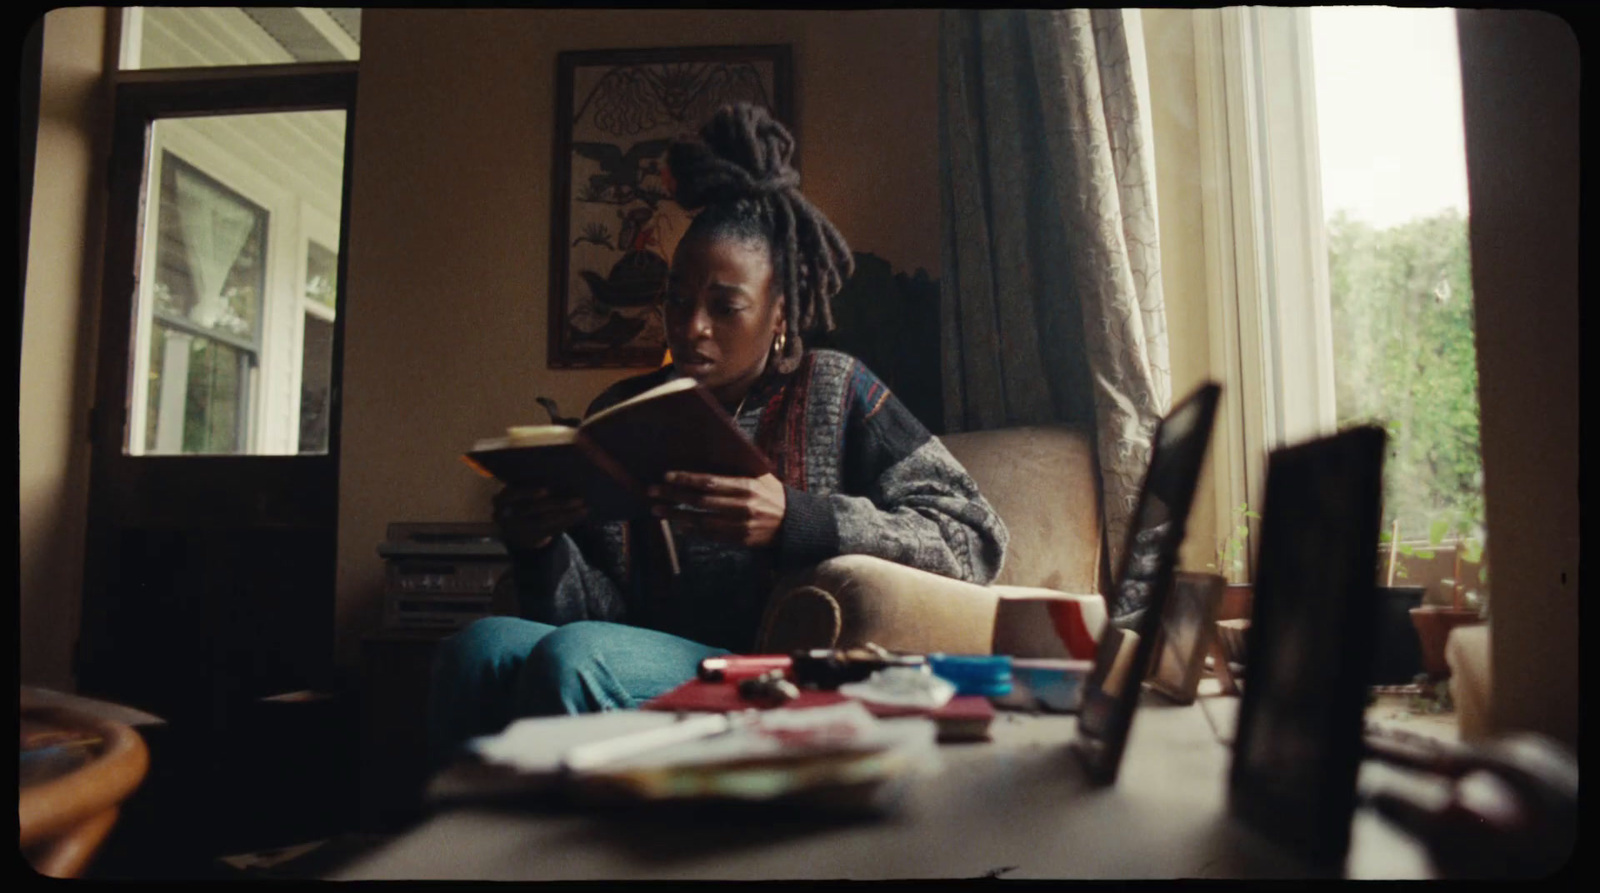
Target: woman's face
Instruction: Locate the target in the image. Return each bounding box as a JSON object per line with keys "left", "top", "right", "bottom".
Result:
{"left": 664, "top": 232, "right": 784, "bottom": 404}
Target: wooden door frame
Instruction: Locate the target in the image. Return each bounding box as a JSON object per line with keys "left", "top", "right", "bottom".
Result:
{"left": 79, "top": 64, "right": 358, "bottom": 695}
{"left": 91, "top": 63, "right": 359, "bottom": 468}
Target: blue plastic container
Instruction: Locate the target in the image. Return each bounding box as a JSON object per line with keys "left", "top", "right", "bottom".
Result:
{"left": 927, "top": 654, "right": 1014, "bottom": 697}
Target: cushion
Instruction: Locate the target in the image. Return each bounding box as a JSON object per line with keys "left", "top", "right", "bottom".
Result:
{"left": 940, "top": 425, "right": 1101, "bottom": 593}
{"left": 990, "top": 587, "right": 1108, "bottom": 659}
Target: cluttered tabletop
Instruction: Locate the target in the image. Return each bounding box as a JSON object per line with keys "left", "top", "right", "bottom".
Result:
{"left": 330, "top": 649, "right": 1435, "bottom": 881}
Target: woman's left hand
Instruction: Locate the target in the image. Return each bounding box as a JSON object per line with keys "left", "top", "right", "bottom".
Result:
{"left": 649, "top": 471, "right": 787, "bottom": 548}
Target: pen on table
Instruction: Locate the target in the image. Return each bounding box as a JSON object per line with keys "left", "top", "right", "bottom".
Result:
{"left": 560, "top": 713, "right": 732, "bottom": 774}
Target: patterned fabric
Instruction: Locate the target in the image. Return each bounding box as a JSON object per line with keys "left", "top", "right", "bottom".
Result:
{"left": 510, "top": 349, "right": 1009, "bottom": 653}
{"left": 939, "top": 9, "right": 1171, "bottom": 605}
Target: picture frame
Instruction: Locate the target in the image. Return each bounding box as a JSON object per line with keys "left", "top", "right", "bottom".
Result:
{"left": 548, "top": 45, "right": 794, "bottom": 368}
{"left": 1229, "top": 426, "right": 1387, "bottom": 871}
{"left": 1147, "top": 571, "right": 1226, "bottom": 705}
{"left": 1074, "top": 384, "right": 1221, "bottom": 786}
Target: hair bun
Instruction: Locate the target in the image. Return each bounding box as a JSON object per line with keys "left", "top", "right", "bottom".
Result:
{"left": 667, "top": 103, "right": 799, "bottom": 210}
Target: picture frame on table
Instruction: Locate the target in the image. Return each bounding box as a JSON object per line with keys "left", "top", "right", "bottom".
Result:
{"left": 547, "top": 44, "right": 794, "bottom": 368}
{"left": 1148, "top": 571, "right": 1227, "bottom": 704}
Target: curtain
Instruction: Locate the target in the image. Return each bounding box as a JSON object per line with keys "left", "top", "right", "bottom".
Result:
{"left": 175, "top": 166, "right": 256, "bottom": 333}
{"left": 939, "top": 9, "right": 1171, "bottom": 607}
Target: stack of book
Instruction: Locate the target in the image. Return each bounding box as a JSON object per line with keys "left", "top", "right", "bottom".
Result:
{"left": 429, "top": 702, "right": 940, "bottom": 813}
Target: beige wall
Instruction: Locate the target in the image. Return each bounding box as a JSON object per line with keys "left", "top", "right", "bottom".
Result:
{"left": 335, "top": 9, "right": 941, "bottom": 672}
{"left": 1142, "top": 9, "right": 1217, "bottom": 576}
{"left": 19, "top": 8, "right": 110, "bottom": 692}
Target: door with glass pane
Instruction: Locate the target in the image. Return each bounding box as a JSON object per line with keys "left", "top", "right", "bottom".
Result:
{"left": 78, "top": 68, "right": 356, "bottom": 727}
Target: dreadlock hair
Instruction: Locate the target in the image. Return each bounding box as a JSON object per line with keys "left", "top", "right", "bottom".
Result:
{"left": 667, "top": 102, "right": 854, "bottom": 374}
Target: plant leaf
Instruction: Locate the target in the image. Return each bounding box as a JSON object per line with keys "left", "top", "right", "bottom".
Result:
{"left": 1415, "top": 549, "right": 1436, "bottom": 560}
{"left": 1428, "top": 518, "right": 1450, "bottom": 546}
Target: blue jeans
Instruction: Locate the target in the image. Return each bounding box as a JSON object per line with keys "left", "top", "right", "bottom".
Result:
{"left": 426, "top": 617, "right": 728, "bottom": 769}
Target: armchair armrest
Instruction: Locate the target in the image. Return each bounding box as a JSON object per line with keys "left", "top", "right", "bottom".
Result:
{"left": 757, "top": 555, "right": 1000, "bottom": 654}
{"left": 755, "top": 555, "right": 1109, "bottom": 659}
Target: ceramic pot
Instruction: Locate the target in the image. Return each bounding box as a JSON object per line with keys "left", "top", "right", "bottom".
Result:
{"left": 1215, "top": 618, "right": 1251, "bottom": 667}
{"left": 1217, "top": 583, "right": 1254, "bottom": 622}
{"left": 1409, "top": 605, "right": 1483, "bottom": 679}
{"left": 1372, "top": 586, "right": 1426, "bottom": 684}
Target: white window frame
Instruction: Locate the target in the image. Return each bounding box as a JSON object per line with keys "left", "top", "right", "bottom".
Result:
{"left": 128, "top": 117, "right": 316, "bottom": 456}
{"left": 1193, "top": 6, "right": 1340, "bottom": 579}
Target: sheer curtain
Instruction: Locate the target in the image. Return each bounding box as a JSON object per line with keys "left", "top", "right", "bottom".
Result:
{"left": 939, "top": 9, "right": 1171, "bottom": 610}
{"left": 175, "top": 166, "right": 256, "bottom": 332}
{"left": 152, "top": 167, "right": 257, "bottom": 452}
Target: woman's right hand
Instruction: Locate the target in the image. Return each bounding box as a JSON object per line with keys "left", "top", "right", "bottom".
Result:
{"left": 492, "top": 486, "right": 587, "bottom": 552}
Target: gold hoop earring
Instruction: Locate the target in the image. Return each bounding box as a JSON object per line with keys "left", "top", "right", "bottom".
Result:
{"left": 773, "top": 330, "right": 787, "bottom": 358}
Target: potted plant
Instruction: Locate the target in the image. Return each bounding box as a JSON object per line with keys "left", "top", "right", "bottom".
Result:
{"left": 1400, "top": 515, "right": 1487, "bottom": 679}
{"left": 1207, "top": 502, "right": 1258, "bottom": 675}
{"left": 1373, "top": 521, "right": 1428, "bottom": 684}
{"left": 1209, "top": 502, "right": 1259, "bottom": 618}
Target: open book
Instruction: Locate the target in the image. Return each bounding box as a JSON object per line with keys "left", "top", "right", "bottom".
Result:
{"left": 462, "top": 377, "right": 774, "bottom": 522}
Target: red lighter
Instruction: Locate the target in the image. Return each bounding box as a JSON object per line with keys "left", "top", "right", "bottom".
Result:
{"left": 696, "top": 654, "right": 793, "bottom": 683}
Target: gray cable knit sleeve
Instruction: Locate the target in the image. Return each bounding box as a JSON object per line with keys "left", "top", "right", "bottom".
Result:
{"left": 510, "top": 525, "right": 629, "bottom": 625}
{"left": 505, "top": 368, "right": 676, "bottom": 625}
{"left": 777, "top": 361, "right": 1009, "bottom": 584}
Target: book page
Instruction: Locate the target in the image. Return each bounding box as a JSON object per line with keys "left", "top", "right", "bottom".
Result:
{"left": 501, "top": 426, "right": 580, "bottom": 448}
{"left": 580, "top": 376, "right": 700, "bottom": 427}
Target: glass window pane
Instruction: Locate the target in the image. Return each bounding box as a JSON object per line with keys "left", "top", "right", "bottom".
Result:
{"left": 306, "top": 241, "right": 338, "bottom": 313}
{"left": 127, "top": 110, "right": 346, "bottom": 457}
{"left": 122, "top": 7, "right": 361, "bottom": 70}
{"left": 299, "top": 314, "right": 335, "bottom": 454}
{"left": 1311, "top": 8, "right": 1486, "bottom": 551}
{"left": 144, "top": 322, "right": 250, "bottom": 455}
{"left": 156, "top": 152, "right": 268, "bottom": 346}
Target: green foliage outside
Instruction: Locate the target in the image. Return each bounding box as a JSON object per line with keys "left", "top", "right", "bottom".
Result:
{"left": 1326, "top": 208, "right": 1485, "bottom": 547}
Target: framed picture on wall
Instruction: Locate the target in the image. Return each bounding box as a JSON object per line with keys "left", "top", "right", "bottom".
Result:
{"left": 548, "top": 44, "right": 794, "bottom": 368}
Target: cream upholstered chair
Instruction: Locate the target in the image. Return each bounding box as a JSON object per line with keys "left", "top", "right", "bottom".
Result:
{"left": 755, "top": 425, "right": 1110, "bottom": 659}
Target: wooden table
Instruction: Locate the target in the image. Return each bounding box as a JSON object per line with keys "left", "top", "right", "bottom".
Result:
{"left": 330, "top": 695, "right": 1435, "bottom": 880}
{"left": 19, "top": 690, "right": 152, "bottom": 878}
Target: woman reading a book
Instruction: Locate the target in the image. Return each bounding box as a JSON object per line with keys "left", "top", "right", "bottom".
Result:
{"left": 428, "top": 103, "right": 1009, "bottom": 766}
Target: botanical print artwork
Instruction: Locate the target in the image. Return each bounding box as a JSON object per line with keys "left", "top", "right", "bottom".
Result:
{"left": 551, "top": 48, "right": 789, "bottom": 367}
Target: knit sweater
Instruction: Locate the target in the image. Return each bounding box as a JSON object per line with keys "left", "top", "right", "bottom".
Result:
{"left": 510, "top": 349, "right": 1010, "bottom": 652}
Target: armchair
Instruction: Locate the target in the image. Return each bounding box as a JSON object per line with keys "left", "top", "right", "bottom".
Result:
{"left": 755, "top": 425, "right": 1110, "bottom": 659}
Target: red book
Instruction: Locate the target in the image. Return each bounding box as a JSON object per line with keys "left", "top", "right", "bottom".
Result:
{"left": 642, "top": 679, "right": 995, "bottom": 742}
{"left": 462, "top": 378, "right": 773, "bottom": 522}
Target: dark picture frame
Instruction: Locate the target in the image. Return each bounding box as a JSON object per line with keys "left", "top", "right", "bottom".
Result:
{"left": 1074, "top": 383, "right": 1221, "bottom": 786}
{"left": 548, "top": 45, "right": 794, "bottom": 368}
{"left": 1148, "top": 571, "right": 1226, "bottom": 705}
{"left": 1229, "top": 426, "right": 1387, "bottom": 871}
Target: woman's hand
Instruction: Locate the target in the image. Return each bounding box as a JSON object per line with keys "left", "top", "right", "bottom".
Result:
{"left": 492, "top": 486, "right": 587, "bottom": 552}
{"left": 649, "top": 471, "right": 787, "bottom": 548}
